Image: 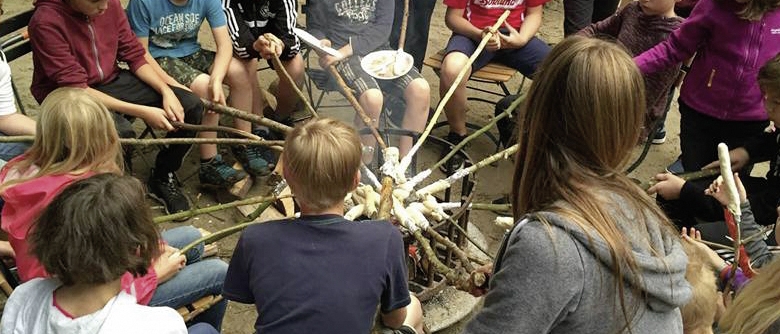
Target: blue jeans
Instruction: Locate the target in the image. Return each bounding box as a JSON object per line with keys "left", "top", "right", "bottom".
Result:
{"left": 188, "top": 323, "right": 219, "bottom": 334}
{"left": 149, "top": 226, "right": 228, "bottom": 331}
{"left": 0, "top": 131, "right": 29, "bottom": 162}
{"left": 444, "top": 33, "right": 550, "bottom": 79}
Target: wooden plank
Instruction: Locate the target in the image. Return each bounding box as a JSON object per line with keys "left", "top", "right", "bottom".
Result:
{"left": 424, "top": 50, "right": 517, "bottom": 83}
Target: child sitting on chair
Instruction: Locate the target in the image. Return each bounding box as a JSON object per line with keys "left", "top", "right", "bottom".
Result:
{"left": 223, "top": 118, "right": 424, "bottom": 333}
{"left": 438, "top": 0, "right": 551, "bottom": 174}
{"left": 127, "top": 0, "right": 265, "bottom": 187}
{"left": 0, "top": 174, "right": 216, "bottom": 334}
{"left": 306, "top": 0, "right": 430, "bottom": 160}
{"left": 578, "top": 0, "right": 683, "bottom": 144}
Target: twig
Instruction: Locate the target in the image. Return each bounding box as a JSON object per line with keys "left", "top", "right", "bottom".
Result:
{"left": 696, "top": 239, "right": 734, "bottom": 252}
{"left": 643, "top": 168, "right": 719, "bottom": 191}
{"left": 201, "top": 99, "right": 292, "bottom": 134}
{"left": 270, "top": 52, "right": 319, "bottom": 118}
{"left": 431, "top": 96, "right": 522, "bottom": 171}
{"left": 741, "top": 225, "right": 775, "bottom": 244}
{"left": 425, "top": 226, "right": 476, "bottom": 272}
{"left": 442, "top": 218, "right": 494, "bottom": 259}
{"left": 399, "top": 10, "right": 511, "bottom": 168}
{"left": 154, "top": 194, "right": 287, "bottom": 224}
{"left": 411, "top": 229, "right": 485, "bottom": 292}
{"left": 326, "top": 65, "right": 387, "bottom": 149}
{"left": 171, "top": 121, "right": 264, "bottom": 140}
{"left": 398, "top": 0, "right": 409, "bottom": 50}
{"left": 125, "top": 138, "right": 284, "bottom": 147}
{"left": 377, "top": 176, "right": 394, "bottom": 219}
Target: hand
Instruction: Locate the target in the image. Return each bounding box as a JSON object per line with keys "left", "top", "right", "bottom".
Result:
{"left": 253, "top": 34, "right": 284, "bottom": 60}
{"left": 0, "top": 241, "right": 14, "bottom": 258}
{"left": 704, "top": 173, "right": 747, "bottom": 206}
{"left": 469, "top": 263, "right": 493, "bottom": 297}
{"left": 160, "top": 88, "right": 184, "bottom": 123}
{"left": 647, "top": 173, "right": 685, "bottom": 200}
{"left": 497, "top": 22, "right": 528, "bottom": 49}
{"left": 153, "top": 245, "right": 186, "bottom": 283}
{"left": 681, "top": 227, "right": 726, "bottom": 271}
{"left": 142, "top": 106, "right": 174, "bottom": 131}
{"left": 702, "top": 147, "right": 750, "bottom": 171}
{"left": 482, "top": 28, "right": 501, "bottom": 52}
{"left": 316, "top": 39, "right": 344, "bottom": 69}
{"left": 208, "top": 78, "right": 227, "bottom": 106}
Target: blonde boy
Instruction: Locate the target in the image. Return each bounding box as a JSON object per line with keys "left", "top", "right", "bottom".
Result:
{"left": 223, "top": 118, "right": 423, "bottom": 334}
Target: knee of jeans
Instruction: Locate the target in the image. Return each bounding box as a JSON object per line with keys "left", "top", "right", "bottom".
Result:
{"left": 195, "top": 259, "right": 228, "bottom": 293}
{"left": 162, "top": 226, "right": 205, "bottom": 262}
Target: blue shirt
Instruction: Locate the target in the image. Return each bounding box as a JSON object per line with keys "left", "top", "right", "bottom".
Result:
{"left": 126, "top": 0, "right": 226, "bottom": 58}
{"left": 223, "top": 215, "right": 411, "bottom": 334}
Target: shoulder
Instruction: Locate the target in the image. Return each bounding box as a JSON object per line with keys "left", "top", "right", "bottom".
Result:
{"left": 507, "top": 217, "right": 587, "bottom": 268}
{"left": 112, "top": 294, "right": 187, "bottom": 332}
{"left": 7, "top": 278, "right": 58, "bottom": 307}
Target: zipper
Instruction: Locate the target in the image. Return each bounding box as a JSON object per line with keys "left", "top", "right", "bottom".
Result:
{"left": 87, "top": 19, "right": 105, "bottom": 82}
{"left": 707, "top": 69, "right": 715, "bottom": 87}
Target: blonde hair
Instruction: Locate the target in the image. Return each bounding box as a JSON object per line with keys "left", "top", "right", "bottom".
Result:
{"left": 511, "top": 36, "right": 676, "bottom": 332}
{"left": 720, "top": 258, "right": 780, "bottom": 333}
{"left": 680, "top": 241, "right": 718, "bottom": 333}
{"left": 758, "top": 52, "right": 780, "bottom": 95}
{"left": 0, "top": 87, "right": 123, "bottom": 191}
{"left": 282, "top": 118, "right": 361, "bottom": 211}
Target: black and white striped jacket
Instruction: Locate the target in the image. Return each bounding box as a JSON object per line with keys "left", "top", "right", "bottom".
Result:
{"left": 221, "top": 0, "right": 301, "bottom": 60}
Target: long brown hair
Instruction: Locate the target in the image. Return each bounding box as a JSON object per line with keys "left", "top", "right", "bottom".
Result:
{"left": 736, "top": 0, "right": 780, "bottom": 21}
{"left": 511, "top": 36, "right": 675, "bottom": 332}
{"left": 0, "top": 87, "right": 123, "bottom": 192}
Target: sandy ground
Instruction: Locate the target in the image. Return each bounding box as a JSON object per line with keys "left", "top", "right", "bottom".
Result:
{"left": 1, "top": 0, "right": 686, "bottom": 332}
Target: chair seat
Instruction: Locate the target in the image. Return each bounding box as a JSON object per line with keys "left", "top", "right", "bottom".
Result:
{"left": 423, "top": 50, "right": 517, "bottom": 83}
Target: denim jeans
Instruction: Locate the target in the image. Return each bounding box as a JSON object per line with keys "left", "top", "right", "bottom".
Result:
{"left": 149, "top": 226, "right": 228, "bottom": 331}
{"left": 0, "top": 131, "right": 29, "bottom": 162}
{"left": 188, "top": 323, "right": 219, "bottom": 334}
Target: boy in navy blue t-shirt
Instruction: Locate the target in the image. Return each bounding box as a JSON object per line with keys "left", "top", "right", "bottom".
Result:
{"left": 223, "top": 118, "right": 424, "bottom": 334}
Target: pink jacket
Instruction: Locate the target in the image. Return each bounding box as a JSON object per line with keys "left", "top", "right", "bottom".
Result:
{"left": 0, "top": 158, "right": 158, "bottom": 304}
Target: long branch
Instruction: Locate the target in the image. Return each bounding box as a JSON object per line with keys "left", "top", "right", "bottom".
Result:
{"left": 412, "top": 229, "right": 485, "bottom": 292}
{"left": 172, "top": 121, "right": 264, "bottom": 140}
{"left": 400, "top": 10, "right": 511, "bottom": 166}
{"left": 202, "top": 99, "right": 292, "bottom": 134}
{"left": 326, "top": 65, "right": 387, "bottom": 149}
{"left": 154, "top": 194, "right": 284, "bottom": 224}
{"left": 425, "top": 226, "right": 476, "bottom": 272}
{"left": 270, "top": 52, "right": 319, "bottom": 118}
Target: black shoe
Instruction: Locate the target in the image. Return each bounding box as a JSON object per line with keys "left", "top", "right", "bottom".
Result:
{"left": 148, "top": 171, "right": 190, "bottom": 218}
{"left": 439, "top": 132, "right": 467, "bottom": 175}
{"left": 199, "top": 154, "right": 248, "bottom": 188}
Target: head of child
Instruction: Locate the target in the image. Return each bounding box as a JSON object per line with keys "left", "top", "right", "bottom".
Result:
{"left": 30, "top": 173, "right": 161, "bottom": 286}
{"left": 7, "top": 87, "right": 122, "bottom": 180}
{"left": 282, "top": 118, "right": 362, "bottom": 214}
{"left": 65, "top": 0, "right": 109, "bottom": 18}
{"left": 735, "top": 0, "right": 780, "bottom": 20}
{"left": 720, "top": 258, "right": 780, "bottom": 333}
{"left": 680, "top": 241, "right": 719, "bottom": 334}
{"left": 759, "top": 52, "right": 780, "bottom": 124}
{"left": 639, "top": 0, "right": 679, "bottom": 17}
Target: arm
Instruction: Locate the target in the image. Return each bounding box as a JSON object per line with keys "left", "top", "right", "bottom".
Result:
{"left": 209, "top": 27, "right": 232, "bottom": 105}
{"left": 0, "top": 64, "right": 35, "bottom": 135}
{"left": 742, "top": 132, "right": 776, "bottom": 164}
{"left": 577, "top": 5, "right": 624, "bottom": 37}
{"left": 133, "top": 64, "right": 185, "bottom": 123}
{"left": 222, "top": 232, "right": 256, "bottom": 304}
{"left": 350, "top": 0, "right": 395, "bottom": 55}
{"left": 136, "top": 38, "right": 188, "bottom": 89}
{"left": 85, "top": 86, "right": 175, "bottom": 131}
{"left": 379, "top": 229, "right": 412, "bottom": 329}
{"left": 0, "top": 114, "right": 36, "bottom": 136}
{"left": 269, "top": 0, "right": 300, "bottom": 60}
{"left": 445, "top": 7, "right": 483, "bottom": 41}
{"left": 738, "top": 202, "right": 774, "bottom": 268}
{"left": 464, "top": 222, "right": 584, "bottom": 333}
{"left": 498, "top": 5, "right": 543, "bottom": 49}
{"left": 28, "top": 20, "right": 90, "bottom": 91}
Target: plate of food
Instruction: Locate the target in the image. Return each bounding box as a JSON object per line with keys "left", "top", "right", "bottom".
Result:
{"left": 361, "top": 50, "right": 414, "bottom": 80}
{"left": 293, "top": 28, "right": 343, "bottom": 58}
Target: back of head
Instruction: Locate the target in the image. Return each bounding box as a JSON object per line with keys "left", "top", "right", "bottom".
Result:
{"left": 282, "top": 118, "right": 362, "bottom": 211}
{"left": 16, "top": 87, "right": 123, "bottom": 178}
{"left": 720, "top": 258, "right": 780, "bottom": 333}
{"left": 758, "top": 52, "right": 780, "bottom": 94}
{"left": 680, "top": 242, "right": 718, "bottom": 333}
{"left": 736, "top": 0, "right": 780, "bottom": 21}
{"left": 30, "top": 173, "right": 160, "bottom": 285}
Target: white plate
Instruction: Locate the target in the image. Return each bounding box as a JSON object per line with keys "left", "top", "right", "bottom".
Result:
{"left": 360, "top": 50, "right": 414, "bottom": 80}
{"left": 293, "top": 28, "right": 343, "bottom": 58}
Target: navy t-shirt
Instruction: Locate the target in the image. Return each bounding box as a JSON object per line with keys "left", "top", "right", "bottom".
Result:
{"left": 223, "top": 214, "right": 411, "bottom": 333}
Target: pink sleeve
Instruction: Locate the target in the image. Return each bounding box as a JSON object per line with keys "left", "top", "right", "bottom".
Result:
{"left": 526, "top": 0, "right": 549, "bottom": 8}
{"left": 443, "top": 0, "right": 467, "bottom": 9}
{"left": 121, "top": 267, "right": 159, "bottom": 305}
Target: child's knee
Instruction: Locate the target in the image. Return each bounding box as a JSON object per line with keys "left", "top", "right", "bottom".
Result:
{"left": 440, "top": 53, "right": 469, "bottom": 81}
{"left": 360, "top": 89, "right": 384, "bottom": 110}
{"left": 405, "top": 79, "right": 430, "bottom": 100}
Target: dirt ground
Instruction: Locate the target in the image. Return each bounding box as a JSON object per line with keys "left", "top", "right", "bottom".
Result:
{"left": 1, "top": 0, "right": 684, "bottom": 332}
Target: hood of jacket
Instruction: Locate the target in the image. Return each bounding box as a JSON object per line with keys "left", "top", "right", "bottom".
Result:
{"left": 535, "top": 196, "right": 692, "bottom": 312}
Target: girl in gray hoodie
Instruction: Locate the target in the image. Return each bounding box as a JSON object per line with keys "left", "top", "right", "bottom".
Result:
{"left": 464, "top": 36, "right": 692, "bottom": 334}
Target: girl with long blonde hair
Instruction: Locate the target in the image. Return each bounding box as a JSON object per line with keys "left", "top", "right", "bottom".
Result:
{"left": 0, "top": 87, "right": 228, "bottom": 330}
{"left": 720, "top": 258, "right": 780, "bottom": 333}
{"left": 464, "top": 36, "right": 691, "bottom": 333}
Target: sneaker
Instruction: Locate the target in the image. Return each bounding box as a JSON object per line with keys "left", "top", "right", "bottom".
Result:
{"left": 231, "top": 130, "right": 276, "bottom": 177}
{"left": 666, "top": 157, "right": 684, "bottom": 175}
{"left": 148, "top": 171, "right": 191, "bottom": 217}
{"left": 199, "top": 154, "right": 248, "bottom": 188}
{"left": 651, "top": 129, "right": 666, "bottom": 145}
{"left": 439, "top": 132, "right": 468, "bottom": 175}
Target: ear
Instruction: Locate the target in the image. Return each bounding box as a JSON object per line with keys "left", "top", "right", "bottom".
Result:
{"left": 351, "top": 170, "right": 361, "bottom": 191}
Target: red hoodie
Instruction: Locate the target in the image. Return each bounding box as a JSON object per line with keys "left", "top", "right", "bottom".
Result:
{"left": 0, "top": 157, "right": 159, "bottom": 305}
{"left": 29, "top": 0, "right": 148, "bottom": 103}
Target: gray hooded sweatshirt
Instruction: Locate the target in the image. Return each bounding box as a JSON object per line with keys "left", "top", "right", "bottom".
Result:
{"left": 464, "top": 194, "right": 692, "bottom": 333}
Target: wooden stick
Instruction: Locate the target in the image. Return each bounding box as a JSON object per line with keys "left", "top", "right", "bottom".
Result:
{"left": 201, "top": 99, "right": 292, "bottom": 134}
{"left": 270, "top": 52, "right": 319, "bottom": 118}
{"left": 171, "top": 121, "right": 264, "bottom": 140}
{"left": 326, "top": 65, "right": 387, "bottom": 149}
{"left": 398, "top": 0, "right": 409, "bottom": 50}
{"left": 643, "top": 168, "right": 719, "bottom": 191}
{"left": 400, "top": 10, "right": 511, "bottom": 165}
{"left": 412, "top": 229, "right": 485, "bottom": 292}
{"left": 154, "top": 194, "right": 286, "bottom": 224}
{"left": 124, "top": 138, "right": 284, "bottom": 147}
{"left": 431, "top": 96, "right": 521, "bottom": 171}
{"left": 377, "top": 175, "right": 394, "bottom": 219}
{"left": 425, "top": 226, "right": 476, "bottom": 272}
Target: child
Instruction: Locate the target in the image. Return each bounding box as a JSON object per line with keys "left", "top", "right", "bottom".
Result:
{"left": 720, "top": 257, "right": 780, "bottom": 333}
{"left": 578, "top": 0, "right": 683, "bottom": 143}
{"left": 29, "top": 0, "right": 205, "bottom": 214}
{"left": 0, "top": 88, "right": 228, "bottom": 330}
{"left": 650, "top": 52, "right": 780, "bottom": 232}
{"left": 306, "top": 0, "right": 431, "bottom": 159}
{"left": 438, "top": 0, "right": 550, "bottom": 173}
{"left": 679, "top": 236, "right": 721, "bottom": 334}
{"left": 222, "top": 0, "right": 305, "bottom": 126}
{"left": 0, "top": 0, "right": 36, "bottom": 163}
{"left": 463, "top": 37, "right": 690, "bottom": 333}
{"left": 635, "top": 0, "right": 780, "bottom": 172}
{"left": 127, "top": 0, "right": 278, "bottom": 183}
{"left": 0, "top": 174, "right": 193, "bottom": 334}
{"left": 223, "top": 118, "right": 424, "bottom": 333}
